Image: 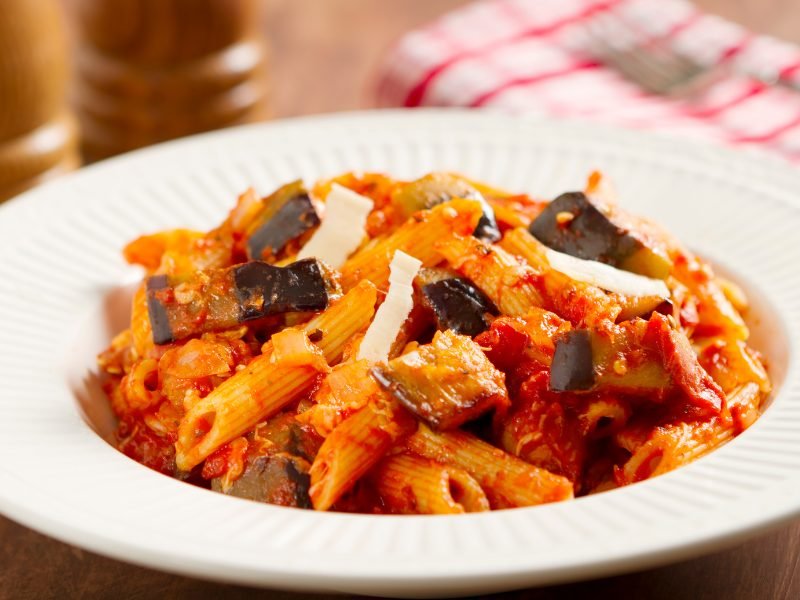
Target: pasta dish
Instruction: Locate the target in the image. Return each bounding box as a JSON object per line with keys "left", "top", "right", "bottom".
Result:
{"left": 98, "top": 171, "right": 770, "bottom": 513}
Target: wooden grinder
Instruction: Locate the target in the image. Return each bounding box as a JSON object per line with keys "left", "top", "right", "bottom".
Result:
{"left": 0, "top": 0, "right": 80, "bottom": 202}
{"left": 72, "top": 0, "right": 270, "bottom": 161}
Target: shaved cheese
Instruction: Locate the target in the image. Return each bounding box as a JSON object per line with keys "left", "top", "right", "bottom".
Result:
{"left": 358, "top": 250, "right": 422, "bottom": 363}
{"left": 297, "top": 183, "right": 373, "bottom": 268}
{"left": 545, "top": 248, "right": 670, "bottom": 299}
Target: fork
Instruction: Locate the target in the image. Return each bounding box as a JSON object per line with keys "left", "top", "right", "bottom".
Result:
{"left": 583, "top": 13, "right": 792, "bottom": 98}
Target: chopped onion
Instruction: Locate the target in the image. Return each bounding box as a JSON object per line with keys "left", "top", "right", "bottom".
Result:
{"left": 297, "top": 183, "right": 373, "bottom": 268}
{"left": 545, "top": 248, "right": 670, "bottom": 298}
{"left": 358, "top": 250, "right": 422, "bottom": 363}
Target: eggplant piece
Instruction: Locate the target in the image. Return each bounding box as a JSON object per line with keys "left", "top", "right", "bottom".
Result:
{"left": 210, "top": 413, "right": 323, "bottom": 507}
{"left": 233, "top": 259, "right": 331, "bottom": 321}
{"left": 590, "top": 320, "right": 671, "bottom": 394}
{"left": 212, "top": 453, "right": 312, "bottom": 508}
{"left": 144, "top": 275, "right": 173, "bottom": 345}
{"left": 245, "top": 180, "right": 320, "bottom": 261}
{"left": 146, "top": 258, "right": 337, "bottom": 344}
{"left": 252, "top": 411, "right": 324, "bottom": 463}
{"left": 392, "top": 173, "right": 501, "bottom": 242}
{"left": 550, "top": 319, "right": 672, "bottom": 395}
{"left": 371, "top": 330, "right": 508, "bottom": 430}
{"left": 417, "top": 268, "right": 498, "bottom": 337}
{"left": 550, "top": 330, "right": 595, "bottom": 392}
{"left": 529, "top": 192, "right": 671, "bottom": 279}
{"left": 550, "top": 315, "right": 721, "bottom": 417}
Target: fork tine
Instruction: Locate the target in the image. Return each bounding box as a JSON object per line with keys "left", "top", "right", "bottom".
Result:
{"left": 586, "top": 20, "right": 677, "bottom": 93}
{"left": 584, "top": 12, "right": 709, "bottom": 96}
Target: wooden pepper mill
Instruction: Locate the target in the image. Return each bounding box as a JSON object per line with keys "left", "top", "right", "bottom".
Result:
{"left": 72, "top": 0, "right": 270, "bottom": 161}
{"left": 0, "top": 0, "right": 81, "bottom": 202}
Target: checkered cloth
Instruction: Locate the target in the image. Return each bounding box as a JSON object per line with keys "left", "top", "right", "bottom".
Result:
{"left": 376, "top": 0, "right": 800, "bottom": 161}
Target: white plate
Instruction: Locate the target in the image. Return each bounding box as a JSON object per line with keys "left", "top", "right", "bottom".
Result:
{"left": 0, "top": 110, "right": 798, "bottom": 597}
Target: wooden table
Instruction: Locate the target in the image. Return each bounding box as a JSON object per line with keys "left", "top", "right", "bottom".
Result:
{"left": 3, "top": 1, "right": 800, "bottom": 598}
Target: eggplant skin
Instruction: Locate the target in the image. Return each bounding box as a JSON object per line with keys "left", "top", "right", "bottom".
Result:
{"left": 212, "top": 454, "right": 312, "bottom": 508}
{"left": 393, "top": 173, "right": 501, "bottom": 242}
{"left": 529, "top": 192, "right": 641, "bottom": 267}
{"left": 371, "top": 330, "right": 508, "bottom": 430}
{"left": 421, "top": 277, "right": 497, "bottom": 337}
{"left": 550, "top": 329, "right": 595, "bottom": 392}
{"left": 246, "top": 190, "right": 320, "bottom": 261}
{"left": 233, "top": 258, "right": 330, "bottom": 322}
{"left": 146, "top": 258, "right": 334, "bottom": 344}
{"left": 145, "top": 274, "right": 175, "bottom": 345}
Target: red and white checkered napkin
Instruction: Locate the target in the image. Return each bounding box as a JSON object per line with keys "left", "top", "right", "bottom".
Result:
{"left": 376, "top": 0, "right": 800, "bottom": 162}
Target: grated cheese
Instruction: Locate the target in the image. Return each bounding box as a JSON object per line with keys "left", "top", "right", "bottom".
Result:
{"left": 545, "top": 248, "right": 670, "bottom": 299}
{"left": 297, "top": 183, "right": 373, "bottom": 268}
{"left": 358, "top": 250, "right": 422, "bottom": 363}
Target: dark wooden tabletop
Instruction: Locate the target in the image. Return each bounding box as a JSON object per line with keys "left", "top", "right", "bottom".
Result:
{"left": 3, "top": 1, "right": 800, "bottom": 598}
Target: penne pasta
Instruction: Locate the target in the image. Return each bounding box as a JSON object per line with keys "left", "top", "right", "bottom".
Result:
{"left": 618, "top": 382, "right": 740, "bottom": 484}
{"left": 298, "top": 359, "right": 381, "bottom": 437}
{"left": 309, "top": 399, "right": 415, "bottom": 511}
{"left": 576, "top": 396, "right": 631, "bottom": 438}
{"left": 118, "top": 358, "right": 161, "bottom": 414}
{"left": 123, "top": 228, "right": 206, "bottom": 272}
{"left": 436, "top": 235, "right": 545, "bottom": 317}
{"left": 175, "top": 281, "right": 377, "bottom": 471}
{"left": 724, "top": 381, "right": 762, "bottom": 434}
{"left": 672, "top": 253, "right": 749, "bottom": 340}
{"left": 340, "top": 199, "right": 483, "bottom": 291}
{"left": 130, "top": 284, "right": 155, "bottom": 359}
{"left": 374, "top": 453, "right": 490, "bottom": 514}
{"left": 617, "top": 418, "right": 734, "bottom": 485}
{"left": 406, "top": 424, "right": 574, "bottom": 508}
{"left": 99, "top": 169, "right": 770, "bottom": 512}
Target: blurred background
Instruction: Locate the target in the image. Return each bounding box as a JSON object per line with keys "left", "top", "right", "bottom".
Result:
{"left": 1, "top": 0, "right": 799, "bottom": 202}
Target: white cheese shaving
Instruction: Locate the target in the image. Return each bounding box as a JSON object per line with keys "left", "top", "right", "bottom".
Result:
{"left": 358, "top": 250, "right": 422, "bottom": 363}
{"left": 297, "top": 183, "right": 373, "bottom": 268}
{"left": 545, "top": 248, "right": 670, "bottom": 298}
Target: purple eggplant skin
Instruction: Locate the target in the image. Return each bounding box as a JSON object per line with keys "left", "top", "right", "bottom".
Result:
{"left": 211, "top": 454, "right": 312, "bottom": 508}
{"left": 550, "top": 329, "right": 595, "bottom": 392}
{"left": 421, "top": 277, "right": 498, "bottom": 337}
{"left": 145, "top": 274, "right": 175, "bottom": 345}
{"left": 233, "top": 258, "right": 330, "bottom": 322}
{"left": 210, "top": 413, "right": 320, "bottom": 507}
{"left": 392, "top": 173, "right": 501, "bottom": 242}
{"left": 146, "top": 258, "right": 335, "bottom": 345}
{"left": 529, "top": 192, "right": 640, "bottom": 265}
{"left": 246, "top": 182, "right": 320, "bottom": 261}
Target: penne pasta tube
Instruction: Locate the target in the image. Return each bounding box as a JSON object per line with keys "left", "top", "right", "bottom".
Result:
{"left": 130, "top": 284, "right": 155, "bottom": 359}
{"left": 617, "top": 418, "right": 734, "bottom": 485}
{"left": 175, "top": 281, "right": 377, "bottom": 471}
{"left": 340, "top": 199, "right": 484, "bottom": 291}
{"left": 437, "top": 235, "right": 545, "bottom": 317}
{"left": 725, "top": 381, "right": 763, "bottom": 433}
{"left": 119, "top": 358, "right": 160, "bottom": 414}
{"left": 123, "top": 229, "right": 206, "bottom": 272}
{"left": 374, "top": 453, "right": 490, "bottom": 514}
{"left": 576, "top": 396, "right": 631, "bottom": 438}
{"left": 309, "top": 399, "right": 415, "bottom": 511}
{"left": 406, "top": 425, "right": 574, "bottom": 508}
